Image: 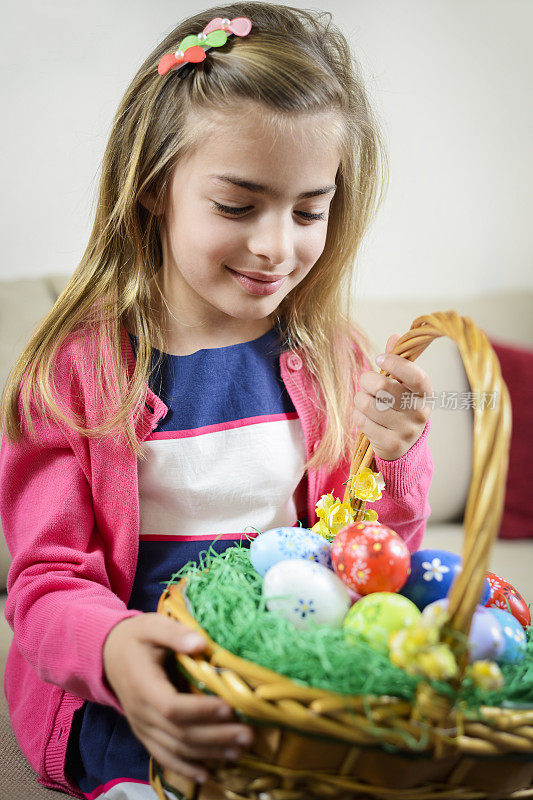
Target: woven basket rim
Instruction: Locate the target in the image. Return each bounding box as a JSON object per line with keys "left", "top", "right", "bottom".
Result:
{"left": 163, "top": 580, "right": 533, "bottom": 756}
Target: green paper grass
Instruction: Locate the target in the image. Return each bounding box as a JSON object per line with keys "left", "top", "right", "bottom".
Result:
{"left": 166, "top": 541, "right": 533, "bottom": 717}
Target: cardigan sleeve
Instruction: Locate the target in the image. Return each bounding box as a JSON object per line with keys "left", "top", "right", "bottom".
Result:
{"left": 356, "top": 341, "right": 433, "bottom": 551}
{"left": 0, "top": 380, "right": 141, "bottom": 713}
{"left": 368, "top": 417, "right": 433, "bottom": 551}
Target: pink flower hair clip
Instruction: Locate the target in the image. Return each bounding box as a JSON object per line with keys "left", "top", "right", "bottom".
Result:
{"left": 157, "top": 16, "right": 252, "bottom": 77}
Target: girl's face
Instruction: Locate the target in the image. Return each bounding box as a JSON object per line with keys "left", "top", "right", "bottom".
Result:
{"left": 151, "top": 104, "right": 342, "bottom": 349}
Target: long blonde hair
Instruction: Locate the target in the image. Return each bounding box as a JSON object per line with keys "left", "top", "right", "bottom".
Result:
{"left": 0, "top": 1, "right": 387, "bottom": 471}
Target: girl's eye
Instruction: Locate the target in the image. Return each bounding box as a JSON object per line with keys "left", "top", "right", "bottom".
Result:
{"left": 211, "top": 201, "right": 326, "bottom": 221}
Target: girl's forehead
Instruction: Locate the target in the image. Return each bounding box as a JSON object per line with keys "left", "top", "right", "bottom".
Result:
{"left": 189, "top": 103, "right": 344, "bottom": 145}
{"left": 184, "top": 105, "right": 344, "bottom": 166}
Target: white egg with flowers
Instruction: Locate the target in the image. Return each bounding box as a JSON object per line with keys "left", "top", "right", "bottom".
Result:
{"left": 262, "top": 559, "right": 351, "bottom": 629}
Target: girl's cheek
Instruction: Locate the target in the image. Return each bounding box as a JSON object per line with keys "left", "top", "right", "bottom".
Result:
{"left": 307, "top": 224, "right": 329, "bottom": 256}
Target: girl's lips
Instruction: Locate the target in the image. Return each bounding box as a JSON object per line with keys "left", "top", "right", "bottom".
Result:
{"left": 226, "top": 266, "right": 287, "bottom": 296}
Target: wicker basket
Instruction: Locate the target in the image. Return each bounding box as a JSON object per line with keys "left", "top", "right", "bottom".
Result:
{"left": 150, "top": 311, "right": 533, "bottom": 800}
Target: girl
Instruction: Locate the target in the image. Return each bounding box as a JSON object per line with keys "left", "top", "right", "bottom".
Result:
{"left": 0, "top": 3, "right": 433, "bottom": 799}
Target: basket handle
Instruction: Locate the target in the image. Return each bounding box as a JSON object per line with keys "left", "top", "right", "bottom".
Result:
{"left": 343, "top": 310, "right": 512, "bottom": 661}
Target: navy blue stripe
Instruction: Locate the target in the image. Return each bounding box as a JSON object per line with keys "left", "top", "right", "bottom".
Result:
{"left": 127, "top": 538, "right": 254, "bottom": 613}
{"left": 127, "top": 329, "right": 295, "bottom": 432}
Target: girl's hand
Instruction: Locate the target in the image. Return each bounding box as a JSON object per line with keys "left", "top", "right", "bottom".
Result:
{"left": 355, "top": 333, "right": 433, "bottom": 461}
{"left": 103, "top": 613, "right": 254, "bottom": 785}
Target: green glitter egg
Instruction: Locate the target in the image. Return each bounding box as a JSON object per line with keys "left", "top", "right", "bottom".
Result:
{"left": 343, "top": 592, "right": 421, "bottom": 654}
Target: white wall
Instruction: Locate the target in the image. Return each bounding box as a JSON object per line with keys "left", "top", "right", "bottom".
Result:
{"left": 1, "top": 0, "right": 532, "bottom": 299}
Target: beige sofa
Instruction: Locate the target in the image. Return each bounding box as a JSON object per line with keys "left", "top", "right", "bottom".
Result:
{"left": 1, "top": 275, "right": 532, "bottom": 798}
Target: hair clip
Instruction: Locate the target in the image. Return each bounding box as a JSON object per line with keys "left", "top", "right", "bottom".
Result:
{"left": 157, "top": 16, "right": 252, "bottom": 77}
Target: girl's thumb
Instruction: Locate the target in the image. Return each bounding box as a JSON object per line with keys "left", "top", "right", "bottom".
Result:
{"left": 180, "top": 630, "right": 208, "bottom": 651}
{"left": 151, "top": 614, "right": 208, "bottom": 652}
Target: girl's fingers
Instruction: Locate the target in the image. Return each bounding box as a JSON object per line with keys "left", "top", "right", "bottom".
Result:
{"left": 134, "top": 613, "right": 208, "bottom": 653}
{"left": 385, "top": 333, "right": 401, "bottom": 353}
{"left": 142, "top": 724, "right": 245, "bottom": 764}
{"left": 357, "top": 373, "right": 406, "bottom": 411}
{"left": 355, "top": 397, "right": 398, "bottom": 429}
{"left": 141, "top": 727, "right": 243, "bottom": 762}
{"left": 125, "top": 642, "right": 233, "bottom": 727}
{"left": 354, "top": 411, "right": 406, "bottom": 461}
{"left": 174, "top": 721, "right": 253, "bottom": 749}
{"left": 147, "top": 737, "right": 210, "bottom": 785}
{"left": 356, "top": 385, "right": 428, "bottom": 427}
{"left": 141, "top": 700, "right": 252, "bottom": 750}
{"left": 160, "top": 692, "right": 239, "bottom": 726}
{"left": 375, "top": 354, "right": 432, "bottom": 398}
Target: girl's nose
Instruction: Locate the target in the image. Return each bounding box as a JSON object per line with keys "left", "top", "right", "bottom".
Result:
{"left": 247, "top": 211, "right": 294, "bottom": 267}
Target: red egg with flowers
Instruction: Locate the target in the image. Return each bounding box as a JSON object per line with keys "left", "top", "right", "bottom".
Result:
{"left": 331, "top": 521, "right": 411, "bottom": 595}
{"left": 485, "top": 570, "right": 531, "bottom": 629}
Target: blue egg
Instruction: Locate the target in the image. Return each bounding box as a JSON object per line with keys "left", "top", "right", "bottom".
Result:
{"left": 250, "top": 527, "right": 331, "bottom": 577}
{"left": 487, "top": 608, "right": 527, "bottom": 664}
{"left": 400, "top": 549, "right": 490, "bottom": 610}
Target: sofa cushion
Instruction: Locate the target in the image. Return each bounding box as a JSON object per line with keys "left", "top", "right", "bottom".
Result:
{"left": 354, "top": 293, "right": 533, "bottom": 526}
{"left": 491, "top": 339, "right": 533, "bottom": 538}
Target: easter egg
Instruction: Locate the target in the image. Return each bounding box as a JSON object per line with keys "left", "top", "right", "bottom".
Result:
{"left": 424, "top": 600, "right": 505, "bottom": 662}
{"left": 250, "top": 527, "right": 331, "bottom": 577}
{"left": 399, "top": 549, "right": 491, "bottom": 610}
{"left": 331, "top": 521, "right": 411, "bottom": 595}
{"left": 487, "top": 608, "right": 527, "bottom": 664}
{"left": 485, "top": 571, "right": 531, "bottom": 629}
{"left": 343, "top": 592, "right": 421, "bottom": 654}
{"left": 262, "top": 559, "right": 351, "bottom": 629}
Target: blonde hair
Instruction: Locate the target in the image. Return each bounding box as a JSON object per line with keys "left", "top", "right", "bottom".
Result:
{"left": 0, "top": 1, "right": 387, "bottom": 471}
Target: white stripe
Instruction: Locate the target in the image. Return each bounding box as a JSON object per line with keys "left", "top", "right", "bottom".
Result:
{"left": 94, "top": 782, "right": 176, "bottom": 799}
{"left": 138, "top": 419, "right": 306, "bottom": 537}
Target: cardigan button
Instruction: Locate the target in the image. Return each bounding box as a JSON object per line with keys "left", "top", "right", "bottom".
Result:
{"left": 312, "top": 440, "right": 319, "bottom": 453}
{"left": 287, "top": 353, "right": 302, "bottom": 371}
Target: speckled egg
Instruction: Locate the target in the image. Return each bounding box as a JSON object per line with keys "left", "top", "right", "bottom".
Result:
{"left": 262, "top": 559, "right": 351, "bottom": 629}
{"left": 250, "top": 527, "right": 331, "bottom": 577}
{"left": 399, "top": 549, "right": 491, "bottom": 610}
{"left": 485, "top": 571, "right": 531, "bottom": 629}
{"left": 487, "top": 608, "right": 527, "bottom": 664}
{"left": 343, "top": 592, "right": 421, "bottom": 654}
{"left": 331, "top": 521, "right": 411, "bottom": 595}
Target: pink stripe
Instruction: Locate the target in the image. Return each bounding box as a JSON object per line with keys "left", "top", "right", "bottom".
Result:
{"left": 148, "top": 412, "right": 298, "bottom": 440}
{"left": 140, "top": 531, "right": 261, "bottom": 541}
{"left": 83, "top": 777, "right": 149, "bottom": 799}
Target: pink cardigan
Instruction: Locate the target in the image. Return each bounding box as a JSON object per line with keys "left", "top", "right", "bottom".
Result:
{"left": 0, "top": 324, "right": 432, "bottom": 796}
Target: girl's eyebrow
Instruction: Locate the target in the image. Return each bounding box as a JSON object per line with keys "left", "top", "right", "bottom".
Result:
{"left": 208, "top": 174, "right": 337, "bottom": 200}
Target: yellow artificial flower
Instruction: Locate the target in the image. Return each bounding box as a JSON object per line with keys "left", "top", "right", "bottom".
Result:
{"left": 326, "top": 501, "right": 354, "bottom": 532}
{"left": 312, "top": 487, "right": 379, "bottom": 541}
{"left": 312, "top": 494, "right": 355, "bottom": 541}
{"left": 389, "top": 625, "right": 439, "bottom": 667}
{"left": 311, "top": 518, "right": 335, "bottom": 542}
{"left": 389, "top": 610, "right": 459, "bottom": 681}
{"left": 415, "top": 645, "right": 459, "bottom": 681}
{"left": 350, "top": 468, "right": 385, "bottom": 503}
{"left": 315, "top": 493, "right": 337, "bottom": 520}
{"left": 466, "top": 660, "right": 504, "bottom": 691}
